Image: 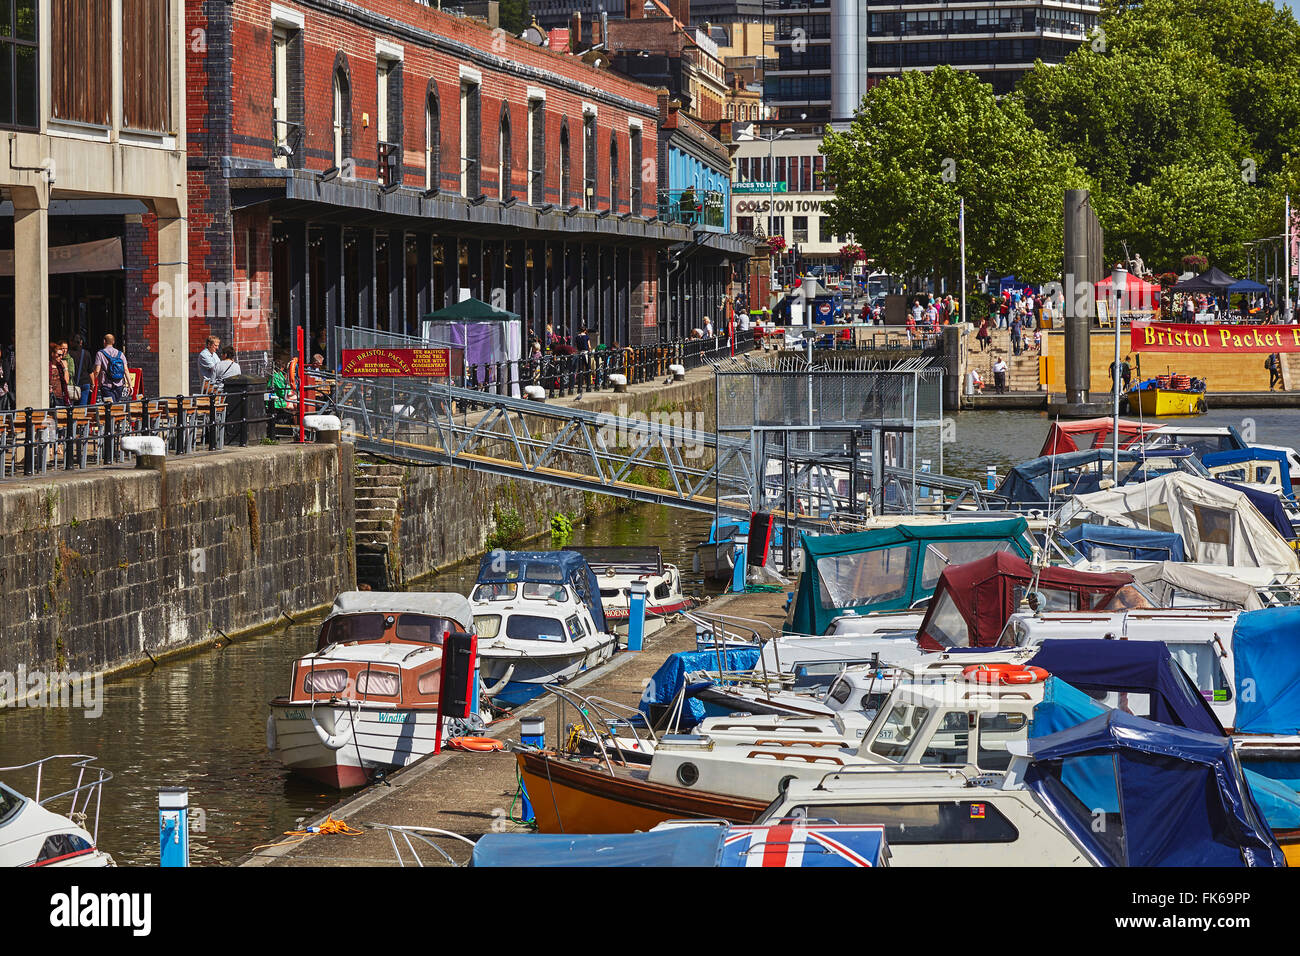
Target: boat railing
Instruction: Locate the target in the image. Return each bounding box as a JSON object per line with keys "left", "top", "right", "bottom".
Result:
{"left": 543, "top": 683, "right": 641, "bottom": 774}
{"left": 367, "top": 824, "right": 477, "bottom": 867}
{"left": 682, "top": 609, "right": 781, "bottom": 700}
{"left": 811, "top": 764, "right": 979, "bottom": 792}
{"left": 577, "top": 693, "right": 664, "bottom": 753}
{"left": 0, "top": 754, "right": 111, "bottom": 844}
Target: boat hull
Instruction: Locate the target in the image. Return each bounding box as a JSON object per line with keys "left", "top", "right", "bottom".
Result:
{"left": 516, "top": 751, "right": 767, "bottom": 834}
{"left": 1127, "top": 388, "right": 1207, "bottom": 417}
{"left": 478, "top": 636, "right": 617, "bottom": 688}
{"left": 268, "top": 701, "right": 443, "bottom": 788}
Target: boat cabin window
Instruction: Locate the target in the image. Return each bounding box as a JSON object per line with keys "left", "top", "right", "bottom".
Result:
{"left": 504, "top": 614, "right": 568, "bottom": 643}
{"left": 1036, "top": 754, "right": 1125, "bottom": 863}
{"left": 919, "top": 711, "right": 971, "bottom": 765}
{"left": 417, "top": 670, "right": 442, "bottom": 695}
{"left": 303, "top": 668, "right": 349, "bottom": 694}
{"left": 655, "top": 582, "right": 671, "bottom": 600}
{"left": 817, "top": 545, "right": 914, "bottom": 609}
{"left": 1166, "top": 641, "right": 1232, "bottom": 702}
{"left": 473, "top": 583, "right": 517, "bottom": 602}
{"left": 920, "top": 541, "right": 1013, "bottom": 590}
{"left": 567, "top": 614, "right": 586, "bottom": 638}
{"left": 1190, "top": 504, "right": 1233, "bottom": 547}
{"left": 924, "top": 591, "right": 969, "bottom": 647}
{"left": 1100, "top": 585, "right": 1156, "bottom": 611}
{"left": 868, "top": 703, "right": 930, "bottom": 761}
{"left": 394, "top": 615, "right": 457, "bottom": 643}
{"left": 976, "top": 713, "right": 1027, "bottom": 770}
{"left": 356, "top": 671, "right": 400, "bottom": 697}
{"left": 36, "top": 832, "right": 93, "bottom": 864}
{"left": 828, "top": 677, "right": 853, "bottom": 705}
{"left": 788, "top": 801, "right": 1019, "bottom": 844}
{"left": 320, "top": 613, "right": 387, "bottom": 644}
{"left": 474, "top": 614, "right": 502, "bottom": 638}
{"left": 0, "top": 783, "right": 23, "bottom": 825}
{"left": 1122, "top": 503, "right": 1175, "bottom": 534}
{"left": 524, "top": 582, "right": 569, "bottom": 601}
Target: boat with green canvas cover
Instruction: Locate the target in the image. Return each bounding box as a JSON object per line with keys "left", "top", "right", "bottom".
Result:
{"left": 786, "top": 517, "right": 1036, "bottom": 635}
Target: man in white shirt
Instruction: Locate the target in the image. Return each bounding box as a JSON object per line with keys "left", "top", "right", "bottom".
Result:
{"left": 992, "top": 357, "right": 1008, "bottom": 393}
{"left": 197, "top": 335, "right": 220, "bottom": 388}
{"left": 703, "top": 317, "right": 714, "bottom": 337}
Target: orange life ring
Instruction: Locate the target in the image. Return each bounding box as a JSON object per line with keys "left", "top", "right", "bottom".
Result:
{"left": 448, "top": 736, "right": 506, "bottom": 752}
{"left": 962, "top": 664, "right": 1048, "bottom": 685}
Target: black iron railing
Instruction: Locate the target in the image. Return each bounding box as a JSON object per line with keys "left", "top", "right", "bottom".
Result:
{"left": 0, "top": 385, "right": 279, "bottom": 480}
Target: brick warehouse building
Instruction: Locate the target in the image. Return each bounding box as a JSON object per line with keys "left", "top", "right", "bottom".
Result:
{"left": 184, "top": 0, "right": 757, "bottom": 380}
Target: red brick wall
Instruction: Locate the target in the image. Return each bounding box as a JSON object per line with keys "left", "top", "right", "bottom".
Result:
{"left": 225, "top": 0, "right": 662, "bottom": 216}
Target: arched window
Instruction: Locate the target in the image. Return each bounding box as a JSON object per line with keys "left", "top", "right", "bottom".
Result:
{"left": 498, "top": 105, "right": 512, "bottom": 200}
{"left": 559, "top": 122, "right": 571, "bottom": 207}
{"left": 425, "top": 86, "right": 441, "bottom": 192}
{"left": 609, "top": 133, "right": 619, "bottom": 213}
{"left": 332, "top": 62, "right": 352, "bottom": 168}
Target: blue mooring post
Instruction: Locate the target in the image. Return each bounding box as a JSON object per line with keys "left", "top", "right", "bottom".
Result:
{"left": 920, "top": 459, "right": 931, "bottom": 500}
{"left": 986, "top": 465, "right": 997, "bottom": 491}
{"left": 731, "top": 535, "right": 748, "bottom": 593}
{"left": 519, "top": 716, "right": 545, "bottom": 823}
{"left": 159, "top": 787, "right": 189, "bottom": 868}
{"left": 471, "top": 660, "right": 481, "bottom": 719}
{"left": 627, "top": 579, "right": 649, "bottom": 651}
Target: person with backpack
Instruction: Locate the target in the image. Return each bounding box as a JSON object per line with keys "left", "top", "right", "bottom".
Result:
{"left": 67, "top": 334, "right": 94, "bottom": 406}
{"left": 93, "top": 334, "right": 129, "bottom": 403}
{"left": 1267, "top": 352, "right": 1282, "bottom": 391}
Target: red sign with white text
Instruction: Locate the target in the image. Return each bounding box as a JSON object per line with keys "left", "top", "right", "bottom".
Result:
{"left": 340, "top": 348, "right": 451, "bottom": 377}
{"left": 1131, "top": 322, "right": 1300, "bottom": 353}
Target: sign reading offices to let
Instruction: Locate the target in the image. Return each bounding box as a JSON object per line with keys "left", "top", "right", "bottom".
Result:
{"left": 341, "top": 348, "right": 451, "bottom": 377}
{"left": 1130, "top": 321, "right": 1300, "bottom": 353}
{"left": 733, "top": 181, "right": 788, "bottom": 194}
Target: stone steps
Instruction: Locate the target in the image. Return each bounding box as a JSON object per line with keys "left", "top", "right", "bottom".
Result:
{"left": 353, "top": 456, "right": 405, "bottom": 588}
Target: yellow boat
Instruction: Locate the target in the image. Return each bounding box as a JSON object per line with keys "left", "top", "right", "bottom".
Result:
{"left": 1125, "top": 386, "right": 1207, "bottom": 417}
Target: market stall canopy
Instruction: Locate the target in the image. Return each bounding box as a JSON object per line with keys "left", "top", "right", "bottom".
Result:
{"left": 1173, "top": 266, "right": 1240, "bottom": 293}
{"left": 422, "top": 296, "right": 523, "bottom": 395}
{"left": 787, "top": 517, "right": 1036, "bottom": 635}
{"left": 1095, "top": 272, "right": 1162, "bottom": 310}
{"left": 1054, "top": 472, "right": 1300, "bottom": 571}
{"left": 423, "top": 297, "right": 521, "bottom": 321}
{"left": 1227, "top": 277, "right": 1268, "bottom": 294}
{"left": 915, "top": 552, "right": 1135, "bottom": 651}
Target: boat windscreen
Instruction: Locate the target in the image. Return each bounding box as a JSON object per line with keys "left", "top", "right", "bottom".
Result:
{"left": 504, "top": 614, "right": 568, "bottom": 642}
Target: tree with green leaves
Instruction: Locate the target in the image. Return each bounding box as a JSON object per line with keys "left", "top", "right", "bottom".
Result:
{"left": 499, "top": 0, "right": 530, "bottom": 34}
{"left": 821, "top": 66, "right": 1086, "bottom": 287}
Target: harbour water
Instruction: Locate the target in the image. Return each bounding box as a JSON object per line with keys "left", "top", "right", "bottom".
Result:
{"left": 5, "top": 408, "right": 1300, "bottom": 864}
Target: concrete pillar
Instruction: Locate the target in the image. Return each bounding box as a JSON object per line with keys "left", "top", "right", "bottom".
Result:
{"left": 357, "top": 227, "right": 375, "bottom": 328}
{"left": 153, "top": 200, "right": 189, "bottom": 396}
{"left": 415, "top": 232, "right": 432, "bottom": 322}
{"left": 1063, "top": 189, "right": 1097, "bottom": 411}
{"left": 285, "top": 219, "right": 309, "bottom": 357}
{"left": 508, "top": 239, "right": 526, "bottom": 318}
{"left": 324, "top": 225, "right": 344, "bottom": 365}
{"left": 442, "top": 236, "right": 460, "bottom": 308}
{"left": 12, "top": 187, "right": 49, "bottom": 410}
{"left": 388, "top": 228, "right": 406, "bottom": 334}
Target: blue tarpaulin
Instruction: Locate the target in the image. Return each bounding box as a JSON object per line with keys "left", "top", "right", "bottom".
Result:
{"left": 1024, "top": 711, "right": 1285, "bottom": 867}
{"left": 472, "top": 828, "right": 727, "bottom": 866}
{"left": 1028, "top": 676, "right": 1108, "bottom": 738}
{"left": 640, "top": 648, "right": 761, "bottom": 726}
{"left": 1244, "top": 770, "right": 1300, "bottom": 830}
{"left": 1232, "top": 606, "right": 1300, "bottom": 735}
{"left": 1060, "top": 524, "right": 1186, "bottom": 562}
{"left": 1203, "top": 448, "right": 1295, "bottom": 498}
{"left": 1028, "top": 639, "right": 1223, "bottom": 736}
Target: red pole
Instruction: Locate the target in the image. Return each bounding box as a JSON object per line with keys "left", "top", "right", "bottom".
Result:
{"left": 296, "top": 325, "right": 306, "bottom": 443}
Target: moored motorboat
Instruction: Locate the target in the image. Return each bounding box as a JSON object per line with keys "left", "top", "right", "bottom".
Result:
{"left": 268, "top": 592, "right": 481, "bottom": 788}
{"left": 573, "top": 546, "right": 694, "bottom": 632}
{"left": 470, "top": 550, "right": 617, "bottom": 706}
{"left": 1125, "top": 374, "right": 1207, "bottom": 416}
{"left": 0, "top": 755, "right": 115, "bottom": 867}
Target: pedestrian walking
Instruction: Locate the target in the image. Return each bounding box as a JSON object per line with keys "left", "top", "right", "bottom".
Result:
{"left": 93, "top": 334, "right": 130, "bottom": 403}
{"left": 49, "top": 342, "right": 71, "bottom": 407}
{"left": 68, "top": 334, "right": 93, "bottom": 406}
{"left": 1010, "top": 315, "right": 1023, "bottom": 356}
{"left": 992, "top": 357, "right": 1008, "bottom": 393}
{"left": 1267, "top": 352, "right": 1283, "bottom": 390}
{"left": 976, "top": 317, "right": 991, "bottom": 351}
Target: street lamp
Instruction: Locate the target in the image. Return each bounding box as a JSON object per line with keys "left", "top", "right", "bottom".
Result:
{"left": 763, "top": 127, "right": 795, "bottom": 298}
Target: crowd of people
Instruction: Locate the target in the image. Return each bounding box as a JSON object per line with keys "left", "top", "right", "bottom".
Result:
{"left": 42, "top": 334, "right": 133, "bottom": 409}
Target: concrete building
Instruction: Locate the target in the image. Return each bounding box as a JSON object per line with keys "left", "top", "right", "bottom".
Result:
{"left": 730, "top": 132, "right": 842, "bottom": 277}
{"left": 765, "top": 0, "right": 1099, "bottom": 129}
{"left": 1, "top": 0, "right": 189, "bottom": 408}
{"left": 184, "top": 0, "right": 755, "bottom": 375}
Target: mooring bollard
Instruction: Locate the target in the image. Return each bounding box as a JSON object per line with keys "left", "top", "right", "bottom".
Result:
{"left": 731, "top": 534, "right": 748, "bottom": 593}
{"left": 122, "top": 435, "right": 167, "bottom": 472}
{"left": 627, "top": 579, "right": 649, "bottom": 651}
{"left": 159, "top": 787, "right": 189, "bottom": 868}
{"left": 519, "top": 716, "right": 546, "bottom": 823}
{"left": 305, "top": 414, "right": 342, "bottom": 444}
{"left": 986, "top": 465, "right": 997, "bottom": 491}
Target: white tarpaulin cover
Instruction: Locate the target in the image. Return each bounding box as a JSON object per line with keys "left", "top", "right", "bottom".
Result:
{"left": 1055, "top": 472, "right": 1299, "bottom": 572}
{"left": 1127, "top": 561, "right": 1266, "bottom": 611}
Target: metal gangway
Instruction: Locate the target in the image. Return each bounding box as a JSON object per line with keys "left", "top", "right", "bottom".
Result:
{"left": 327, "top": 373, "right": 762, "bottom": 515}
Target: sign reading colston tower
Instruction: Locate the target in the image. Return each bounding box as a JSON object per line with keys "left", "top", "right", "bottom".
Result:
{"left": 340, "top": 348, "right": 451, "bottom": 377}
{"left": 1131, "top": 322, "right": 1300, "bottom": 353}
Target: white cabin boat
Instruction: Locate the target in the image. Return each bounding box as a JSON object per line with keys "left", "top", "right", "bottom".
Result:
{"left": 574, "top": 547, "right": 694, "bottom": 632}
{"left": 268, "top": 592, "right": 480, "bottom": 789}
{"left": 0, "top": 756, "right": 114, "bottom": 867}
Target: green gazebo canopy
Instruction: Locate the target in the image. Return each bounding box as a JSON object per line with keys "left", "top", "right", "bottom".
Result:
{"left": 422, "top": 296, "right": 520, "bottom": 321}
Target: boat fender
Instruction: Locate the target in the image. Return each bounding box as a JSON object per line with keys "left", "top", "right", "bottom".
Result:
{"left": 266, "top": 714, "right": 278, "bottom": 753}
{"left": 311, "top": 708, "right": 356, "bottom": 750}
{"left": 481, "top": 664, "right": 516, "bottom": 697}
{"left": 448, "top": 737, "right": 506, "bottom": 752}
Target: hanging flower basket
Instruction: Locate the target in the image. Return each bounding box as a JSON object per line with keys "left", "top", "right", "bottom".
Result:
{"left": 768, "top": 235, "right": 787, "bottom": 254}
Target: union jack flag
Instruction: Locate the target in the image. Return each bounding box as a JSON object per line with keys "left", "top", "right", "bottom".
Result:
{"left": 720, "top": 823, "right": 889, "bottom": 867}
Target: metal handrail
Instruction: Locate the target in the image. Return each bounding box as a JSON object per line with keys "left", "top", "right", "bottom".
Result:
{"left": 811, "top": 764, "right": 978, "bottom": 791}
{"left": 0, "top": 755, "right": 112, "bottom": 844}
{"left": 369, "top": 824, "right": 477, "bottom": 867}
